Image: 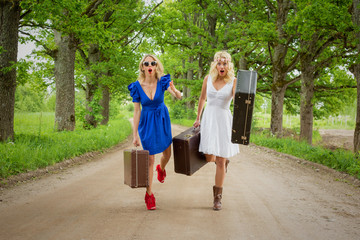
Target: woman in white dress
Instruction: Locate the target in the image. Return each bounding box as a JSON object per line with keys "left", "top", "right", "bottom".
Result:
{"left": 193, "top": 51, "right": 239, "bottom": 210}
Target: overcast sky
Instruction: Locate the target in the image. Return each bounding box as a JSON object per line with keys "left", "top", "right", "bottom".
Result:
{"left": 18, "top": 41, "right": 36, "bottom": 60}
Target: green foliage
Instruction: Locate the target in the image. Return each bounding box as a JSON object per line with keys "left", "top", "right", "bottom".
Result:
{"left": 0, "top": 112, "right": 132, "bottom": 179}
{"left": 167, "top": 99, "right": 196, "bottom": 120}
{"left": 7, "top": 0, "right": 359, "bottom": 180}
{"left": 170, "top": 118, "right": 195, "bottom": 127}
{"left": 46, "top": 93, "right": 56, "bottom": 111}
{"left": 15, "top": 83, "right": 49, "bottom": 112}
{"left": 314, "top": 67, "right": 357, "bottom": 119}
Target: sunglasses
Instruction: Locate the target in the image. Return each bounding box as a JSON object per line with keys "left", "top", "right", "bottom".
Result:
{"left": 143, "top": 61, "right": 157, "bottom": 67}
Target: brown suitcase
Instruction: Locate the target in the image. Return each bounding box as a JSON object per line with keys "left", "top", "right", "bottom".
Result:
{"left": 173, "top": 127, "right": 207, "bottom": 176}
{"left": 232, "top": 70, "right": 257, "bottom": 145}
{"left": 124, "top": 149, "right": 149, "bottom": 188}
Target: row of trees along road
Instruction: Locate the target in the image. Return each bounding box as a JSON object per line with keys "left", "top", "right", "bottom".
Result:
{"left": 1, "top": 0, "right": 360, "bottom": 154}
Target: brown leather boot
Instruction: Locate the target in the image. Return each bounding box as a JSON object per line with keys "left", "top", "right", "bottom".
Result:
{"left": 213, "top": 186, "right": 223, "bottom": 210}
{"left": 225, "top": 159, "right": 230, "bottom": 173}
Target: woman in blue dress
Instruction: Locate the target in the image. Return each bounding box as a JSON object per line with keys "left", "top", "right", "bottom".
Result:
{"left": 128, "top": 54, "right": 182, "bottom": 210}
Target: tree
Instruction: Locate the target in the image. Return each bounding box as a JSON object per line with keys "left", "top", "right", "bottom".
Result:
{"left": 265, "top": 0, "right": 300, "bottom": 137}
{"left": 351, "top": 0, "right": 360, "bottom": 154}
{"left": 76, "top": 0, "right": 162, "bottom": 128}
{"left": 23, "top": 0, "right": 113, "bottom": 130}
{"left": 0, "top": 1, "right": 21, "bottom": 142}
{"left": 294, "top": 0, "right": 353, "bottom": 144}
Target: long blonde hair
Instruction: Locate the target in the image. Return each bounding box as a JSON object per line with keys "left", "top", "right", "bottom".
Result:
{"left": 209, "top": 51, "right": 235, "bottom": 83}
{"left": 137, "top": 54, "right": 164, "bottom": 82}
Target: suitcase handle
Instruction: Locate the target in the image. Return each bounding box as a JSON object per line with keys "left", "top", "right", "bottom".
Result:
{"left": 184, "top": 126, "right": 200, "bottom": 137}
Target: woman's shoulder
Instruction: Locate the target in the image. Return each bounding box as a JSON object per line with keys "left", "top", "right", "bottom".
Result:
{"left": 160, "top": 74, "right": 171, "bottom": 90}
{"left": 160, "top": 74, "right": 171, "bottom": 82}
{"left": 128, "top": 80, "right": 139, "bottom": 89}
{"left": 128, "top": 81, "right": 141, "bottom": 102}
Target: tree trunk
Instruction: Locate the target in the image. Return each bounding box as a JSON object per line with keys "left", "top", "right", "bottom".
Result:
{"left": 270, "top": 83, "right": 286, "bottom": 137}
{"left": 239, "top": 55, "right": 247, "bottom": 70}
{"left": 84, "top": 82, "right": 98, "bottom": 128}
{"left": 353, "top": 65, "right": 360, "bottom": 153}
{"left": 54, "top": 30, "right": 76, "bottom": 131}
{"left": 206, "top": 13, "right": 217, "bottom": 48}
{"left": 299, "top": 64, "right": 315, "bottom": 145}
{"left": 198, "top": 52, "right": 204, "bottom": 79}
{"left": 0, "top": 1, "right": 20, "bottom": 142}
{"left": 99, "top": 84, "right": 110, "bottom": 125}
{"left": 270, "top": 41, "right": 288, "bottom": 138}
{"left": 185, "top": 56, "right": 195, "bottom": 111}
{"left": 84, "top": 44, "right": 100, "bottom": 128}
{"left": 269, "top": 0, "right": 292, "bottom": 137}
{"left": 352, "top": 0, "right": 360, "bottom": 154}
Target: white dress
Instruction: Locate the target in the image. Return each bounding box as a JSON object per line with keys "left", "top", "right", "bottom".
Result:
{"left": 199, "top": 75, "right": 239, "bottom": 158}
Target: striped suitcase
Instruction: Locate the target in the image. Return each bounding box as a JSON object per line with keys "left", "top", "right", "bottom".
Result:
{"left": 124, "top": 149, "right": 149, "bottom": 188}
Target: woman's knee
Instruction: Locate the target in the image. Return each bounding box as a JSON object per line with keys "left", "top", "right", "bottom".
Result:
{"left": 216, "top": 157, "right": 226, "bottom": 167}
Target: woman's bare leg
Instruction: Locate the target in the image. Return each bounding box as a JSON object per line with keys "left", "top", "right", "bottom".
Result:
{"left": 215, "top": 157, "right": 226, "bottom": 187}
{"left": 205, "top": 154, "right": 216, "bottom": 162}
{"left": 146, "top": 154, "right": 155, "bottom": 194}
{"left": 160, "top": 145, "right": 171, "bottom": 170}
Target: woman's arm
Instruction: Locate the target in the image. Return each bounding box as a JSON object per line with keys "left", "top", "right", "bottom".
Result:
{"left": 132, "top": 102, "right": 141, "bottom": 147}
{"left": 193, "top": 75, "right": 208, "bottom": 128}
{"left": 167, "top": 81, "right": 182, "bottom": 99}
{"left": 232, "top": 77, "right": 237, "bottom": 99}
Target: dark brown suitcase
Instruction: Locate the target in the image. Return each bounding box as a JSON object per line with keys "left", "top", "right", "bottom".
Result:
{"left": 124, "top": 149, "right": 149, "bottom": 188}
{"left": 232, "top": 70, "right": 257, "bottom": 145}
{"left": 173, "top": 127, "right": 207, "bottom": 176}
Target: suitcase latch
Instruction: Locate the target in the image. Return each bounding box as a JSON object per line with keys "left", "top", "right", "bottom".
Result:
{"left": 241, "top": 136, "right": 247, "bottom": 140}
{"left": 245, "top": 99, "right": 251, "bottom": 104}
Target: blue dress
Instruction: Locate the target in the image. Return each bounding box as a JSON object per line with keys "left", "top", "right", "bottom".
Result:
{"left": 128, "top": 74, "right": 172, "bottom": 155}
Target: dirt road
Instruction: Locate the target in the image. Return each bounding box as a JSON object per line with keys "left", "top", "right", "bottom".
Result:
{"left": 318, "top": 129, "right": 354, "bottom": 151}
{"left": 1, "top": 125, "right": 360, "bottom": 240}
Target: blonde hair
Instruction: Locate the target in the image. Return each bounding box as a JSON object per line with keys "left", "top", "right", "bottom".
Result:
{"left": 209, "top": 51, "right": 235, "bottom": 83}
{"left": 137, "top": 54, "right": 164, "bottom": 82}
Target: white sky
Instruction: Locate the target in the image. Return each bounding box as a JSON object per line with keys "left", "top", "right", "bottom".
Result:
{"left": 18, "top": 41, "right": 36, "bottom": 60}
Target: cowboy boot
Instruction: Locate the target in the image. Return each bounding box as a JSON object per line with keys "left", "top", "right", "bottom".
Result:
{"left": 225, "top": 159, "right": 230, "bottom": 173}
{"left": 213, "top": 186, "right": 223, "bottom": 210}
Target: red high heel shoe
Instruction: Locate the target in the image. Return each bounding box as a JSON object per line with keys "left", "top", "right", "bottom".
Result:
{"left": 156, "top": 164, "right": 166, "bottom": 183}
{"left": 145, "top": 192, "right": 156, "bottom": 210}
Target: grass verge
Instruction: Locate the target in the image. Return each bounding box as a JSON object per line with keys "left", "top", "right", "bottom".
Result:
{"left": 251, "top": 129, "right": 360, "bottom": 180}
{"left": 0, "top": 113, "right": 132, "bottom": 179}
{"left": 170, "top": 117, "right": 360, "bottom": 180}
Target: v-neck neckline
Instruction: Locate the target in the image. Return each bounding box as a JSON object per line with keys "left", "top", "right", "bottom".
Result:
{"left": 138, "top": 80, "right": 158, "bottom": 101}
{"left": 211, "top": 80, "right": 227, "bottom": 92}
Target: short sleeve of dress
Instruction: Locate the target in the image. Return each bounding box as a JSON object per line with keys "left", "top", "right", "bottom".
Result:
{"left": 160, "top": 74, "right": 171, "bottom": 92}
{"left": 128, "top": 82, "right": 140, "bottom": 102}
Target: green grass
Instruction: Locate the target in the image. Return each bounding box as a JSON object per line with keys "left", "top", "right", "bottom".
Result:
{"left": 2, "top": 110, "right": 359, "bottom": 181}
{"left": 254, "top": 113, "right": 355, "bottom": 130}
{"left": 171, "top": 118, "right": 195, "bottom": 127}
{"left": 172, "top": 115, "right": 360, "bottom": 180}
{"left": 251, "top": 129, "right": 360, "bottom": 180}
{"left": 0, "top": 112, "right": 132, "bottom": 179}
